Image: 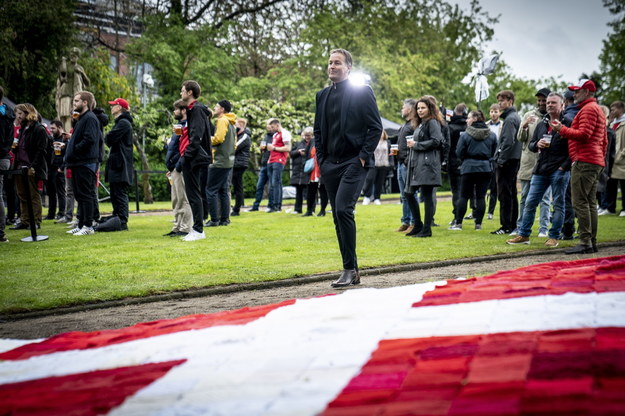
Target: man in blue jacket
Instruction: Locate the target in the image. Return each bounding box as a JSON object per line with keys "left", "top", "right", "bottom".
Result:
{"left": 64, "top": 91, "right": 102, "bottom": 236}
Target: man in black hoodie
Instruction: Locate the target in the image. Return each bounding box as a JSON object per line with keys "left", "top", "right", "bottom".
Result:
{"left": 179, "top": 80, "right": 212, "bottom": 241}
{"left": 104, "top": 98, "right": 134, "bottom": 230}
{"left": 0, "top": 87, "right": 15, "bottom": 242}
{"left": 64, "top": 91, "right": 102, "bottom": 236}
{"left": 491, "top": 90, "right": 521, "bottom": 235}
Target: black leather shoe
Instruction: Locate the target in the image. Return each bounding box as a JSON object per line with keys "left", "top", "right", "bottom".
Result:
{"left": 331, "top": 269, "right": 359, "bottom": 288}
{"left": 219, "top": 219, "right": 230, "bottom": 226}
{"left": 405, "top": 225, "right": 423, "bottom": 237}
{"left": 302, "top": 212, "right": 313, "bottom": 217}
{"left": 231, "top": 211, "right": 240, "bottom": 216}
{"left": 205, "top": 220, "right": 220, "bottom": 227}
{"left": 10, "top": 223, "right": 29, "bottom": 230}
{"left": 415, "top": 230, "right": 432, "bottom": 238}
{"left": 317, "top": 211, "right": 326, "bottom": 217}
{"left": 163, "top": 231, "right": 177, "bottom": 237}
{"left": 564, "top": 244, "right": 593, "bottom": 255}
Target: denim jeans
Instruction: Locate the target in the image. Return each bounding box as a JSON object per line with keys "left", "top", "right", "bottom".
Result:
{"left": 397, "top": 163, "right": 412, "bottom": 225}
{"left": 252, "top": 166, "right": 273, "bottom": 210}
{"left": 267, "top": 162, "right": 285, "bottom": 211}
{"left": 518, "top": 169, "right": 570, "bottom": 239}
{"left": 517, "top": 179, "right": 550, "bottom": 234}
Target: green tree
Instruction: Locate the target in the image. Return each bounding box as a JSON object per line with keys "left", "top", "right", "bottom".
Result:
{"left": 0, "top": 0, "right": 77, "bottom": 116}
{"left": 600, "top": 0, "right": 625, "bottom": 104}
{"left": 80, "top": 48, "right": 135, "bottom": 111}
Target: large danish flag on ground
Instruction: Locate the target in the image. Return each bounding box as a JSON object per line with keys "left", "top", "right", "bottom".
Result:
{"left": 1, "top": 255, "right": 624, "bottom": 415}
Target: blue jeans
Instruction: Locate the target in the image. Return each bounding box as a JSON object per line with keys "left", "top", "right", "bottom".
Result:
{"left": 397, "top": 163, "right": 412, "bottom": 225}
{"left": 518, "top": 170, "right": 570, "bottom": 239}
{"left": 267, "top": 162, "right": 285, "bottom": 211}
{"left": 252, "top": 166, "right": 273, "bottom": 210}
{"left": 517, "top": 179, "right": 550, "bottom": 233}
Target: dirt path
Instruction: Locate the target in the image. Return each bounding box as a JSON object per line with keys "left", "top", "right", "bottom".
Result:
{"left": 1, "top": 244, "right": 623, "bottom": 339}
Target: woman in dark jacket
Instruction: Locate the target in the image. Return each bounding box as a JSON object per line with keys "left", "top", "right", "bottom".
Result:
{"left": 450, "top": 110, "right": 497, "bottom": 230}
{"left": 404, "top": 97, "right": 444, "bottom": 237}
{"left": 289, "top": 127, "right": 313, "bottom": 214}
{"left": 231, "top": 118, "right": 251, "bottom": 215}
{"left": 12, "top": 103, "right": 49, "bottom": 229}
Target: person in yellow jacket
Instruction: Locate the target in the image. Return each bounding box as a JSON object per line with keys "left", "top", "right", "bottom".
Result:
{"left": 205, "top": 100, "right": 236, "bottom": 227}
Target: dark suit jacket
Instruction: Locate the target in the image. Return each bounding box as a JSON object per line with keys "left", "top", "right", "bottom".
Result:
{"left": 314, "top": 82, "right": 382, "bottom": 168}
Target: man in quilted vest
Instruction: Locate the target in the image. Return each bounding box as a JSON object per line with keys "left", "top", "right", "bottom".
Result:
{"left": 551, "top": 79, "right": 607, "bottom": 254}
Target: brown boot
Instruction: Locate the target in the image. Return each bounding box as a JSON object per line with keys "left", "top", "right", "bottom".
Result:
{"left": 396, "top": 224, "right": 409, "bottom": 232}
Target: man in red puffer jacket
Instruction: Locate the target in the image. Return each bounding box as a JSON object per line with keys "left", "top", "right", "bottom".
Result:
{"left": 551, "top": 79, "right": 608, "bottom": 254}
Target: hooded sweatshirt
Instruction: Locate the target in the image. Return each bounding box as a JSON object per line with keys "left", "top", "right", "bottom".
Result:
{"left": 210, "top": 112, "right": 236, "bottom": 168}
{"left": 456, "top": 121, "right": 498, "bottom": 175}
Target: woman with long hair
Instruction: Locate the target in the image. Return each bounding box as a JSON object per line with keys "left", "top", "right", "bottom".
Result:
{"left": 11, "top": 103, "right": 48, "bottom": 230}
{"left": 404, "top": 96, "right": 444, "bottom": 237}
{"left": 449, "top": 110, "right": 497, "bottom": 230}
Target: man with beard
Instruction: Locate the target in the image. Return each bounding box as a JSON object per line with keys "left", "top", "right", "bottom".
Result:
{"left": 551, "top": 79, "right": 608, "bottom": 254}
{"left": 64, "top": 91, "right": 102, "bottom": 236}
{"left": 178, "top": 80, "right": 212, "bottom": 241}
{"left": 314, "top": 48, "right": 382, "bottom": 287}
{"left": 514, "top": 88, "right": 551, "bottom": 237}
{"left": 104, "top": 98, "right": 134, "bottom": 230}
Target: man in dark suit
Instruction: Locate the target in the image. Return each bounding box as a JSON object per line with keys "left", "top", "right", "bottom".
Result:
{"left": 314, "top": 48, "right": 383, "bottom": 288}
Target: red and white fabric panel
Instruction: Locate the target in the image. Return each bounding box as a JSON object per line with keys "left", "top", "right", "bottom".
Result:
{"left": 1, "top": 255, "right": 624, "bottom": 415}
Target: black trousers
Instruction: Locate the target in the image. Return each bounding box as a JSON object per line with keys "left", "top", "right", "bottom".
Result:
{"left": 183, "top": 163, "right": 205, "bottom": 232}
{"left": 321, "top": 157, "right": 367, "bottom": 270}
{"left": 231, "top": 167, "right": 246, "bottom": 213}
{"left": 206, "top": 167, "right": 231, "bottom": 222}
{"left": 109, "top": 182, "right": 129, "bottom": 225}
{"left": 72, "top": 165, "right": 97, "bottom": 228}
{"left": 293, "top": 184, "right": 307, "bottom": 213}
{"left": 306, "top": 182, "right": 328, "bottom": 214}
{"left": 487, "top": 171, "right": 497, "bottom": 215}
{"left": 448, "top": 169, "right": 461, "bottom": 217}
{"left": 456, "top": 172, "right": 491, "bottom": 225}
{"left": 406, "top": 185, "right": 435, "bottom": 232}
{"left": 496, "top": 159, "right": 520, "bottom": 231}
{"left": 46, "top": 168, "right": 66, "bottom": 218}
{"left": 199, "top": 165, "right": 209, "bottom": 221}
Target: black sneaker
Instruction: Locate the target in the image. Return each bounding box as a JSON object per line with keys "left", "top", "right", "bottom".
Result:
{"left": 491, "top": 227, "right": 510, "bottom": 235}
{"left": 219, "top": 219, "right": 230, "bottom": 226}
{"left": 231, "top": 211, "right": 240, "bottom": 216}
{"left": 0, "top": 235, "right": 8, "bottom": 243}
{"left": 205, "top": 220, "right": 220, "bottom": 227}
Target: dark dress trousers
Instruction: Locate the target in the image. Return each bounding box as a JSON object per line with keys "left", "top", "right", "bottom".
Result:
{"left": 314, "top": 79, "right": 382, "bottom": 270}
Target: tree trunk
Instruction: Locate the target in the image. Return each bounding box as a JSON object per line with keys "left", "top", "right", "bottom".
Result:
{"left": 132, "top": 135, "right": 154, "bottom": 204}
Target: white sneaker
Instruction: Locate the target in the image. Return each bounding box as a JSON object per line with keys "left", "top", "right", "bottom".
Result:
{"left": 362, "top": 197, "right": 371, "bottom": 205}
{"left": 509, "top": 229, "right": 519, "bottom": 236}
{"left": 487, "top": 213, "right": 494, "bottom": 220}
{"left": 66, "top": 227, "right": 82, "bottom": 234}
{"left": 373, "top": 199, "right": 381, "bottom": 205}
{"left": 182, "top": 229, "right": 206, "bottom": 241}
{"left": 73, "top": 226, "right": 95, "bottom": 236}
{"left": 620, "top": 210, "right": 625, "bottom": 217}
{"left": 448, "top": 224, "right": 462, "bottom": 231}
{"left": 537, "top": 231, "right": 548, "bottom": 238}
{"left": 598, "top": 209, "right": 615, "bottom": 216}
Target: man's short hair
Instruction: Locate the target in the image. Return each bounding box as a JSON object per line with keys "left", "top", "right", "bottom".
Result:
{"left": 404, "top": 98, "right": 417, "bottom": 107}
{"left": 182, "top": 80, "right": 201, "bottom": 99}
{"left": 330, "top": 48, "right": 353, "bottom": 67}
{"left": 51, "top": 119, "right": 64, "bottom": 129}
{"left": 454, "top": 103, "right": 468, "bottom": 116}
{"left": 268, "top": 118, "right": 280, "bottom": 126}
{"left": 489, "top": 103, "right": 501, "bottom": 111}
{"left": 173, "top": 99, "right": 187, "bottom": 111}
{"left": 611, "top": 101, "right": 625, "bottom": 112}
{"left": 496, "top": 90, "right": 515, "bottom": 103}
{"left": 302, "top": 126, "right": 313, "bottom": 135}
{"left": 217, "top": 99, "right": 232, "bottom": 113}
{"left": 75, "top": 91, "right": 96, "bottom": 110}
{"left": 547, "top": 92, "right": 564, "bottom": 102}
{"left": 468, "top": 110, "right": 485, "bottom": 122}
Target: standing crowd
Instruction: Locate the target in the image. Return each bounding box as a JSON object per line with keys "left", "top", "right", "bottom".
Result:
{"left": 1, "top": 48, "right": 623, "bottom": 286}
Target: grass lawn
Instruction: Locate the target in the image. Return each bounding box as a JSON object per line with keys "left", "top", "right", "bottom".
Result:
{"left": 1, "top": 197, "right": 624, "bottom": 313}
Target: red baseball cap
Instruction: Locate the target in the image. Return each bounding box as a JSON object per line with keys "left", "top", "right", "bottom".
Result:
{"left": 568, "top": 79, "right": 596, "bottom": 92}
{"left": 108, "top": 98, "right": 129, "bottom": 110}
